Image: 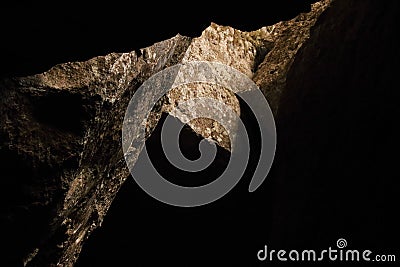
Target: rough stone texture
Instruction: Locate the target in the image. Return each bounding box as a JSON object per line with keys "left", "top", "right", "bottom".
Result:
{"left": 0, "top": 1, "right": 332, "bottom": 266}
{"left": 161, "top": 83, "right": 240, "bottom": 150}
{"left": 182, "top": 23, "right": 274, "bottom": 77}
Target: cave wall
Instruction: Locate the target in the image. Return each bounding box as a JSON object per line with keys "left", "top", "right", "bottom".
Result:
{"left": 269, "top": 0, "right": 399, "bottom": 250}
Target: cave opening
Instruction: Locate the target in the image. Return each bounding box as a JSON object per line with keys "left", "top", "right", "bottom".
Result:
{"left": 75, "top": 95, "right": 269, "bottom": 266}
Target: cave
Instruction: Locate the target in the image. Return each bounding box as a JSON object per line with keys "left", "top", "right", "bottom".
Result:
{"left": 1, "top": 0, "right": 399, "bottom": 266}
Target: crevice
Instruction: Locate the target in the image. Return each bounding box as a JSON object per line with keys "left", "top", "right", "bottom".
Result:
{"left": 252, "top": 41, "right": 275, "bottom": 74}
{"left": 135, "top": 49, "right": 142, "bottom": 58}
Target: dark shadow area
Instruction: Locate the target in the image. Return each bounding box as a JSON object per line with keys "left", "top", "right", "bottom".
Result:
{"left": 264, "top": 0, "right": 400, "bottom": 259}
{"left": 0, "top": 149, "right": 53, "bottom": 266}
{"left": 32, "top": 92, "right": 89, "bottom": 136}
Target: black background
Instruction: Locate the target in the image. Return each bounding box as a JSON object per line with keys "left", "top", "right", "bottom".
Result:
{"left": 0, "top": 0, "right": 315, "bottom": 77}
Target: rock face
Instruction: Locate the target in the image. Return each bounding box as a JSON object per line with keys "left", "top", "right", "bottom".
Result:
{"left": 1, "top": 35, "right": 192, "bottom": 266}
{"left": 267, "top": 0, "right": 400, "bottom": 250}
{"left": 1, "top": 1, "right": 340, "bottom": 265}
